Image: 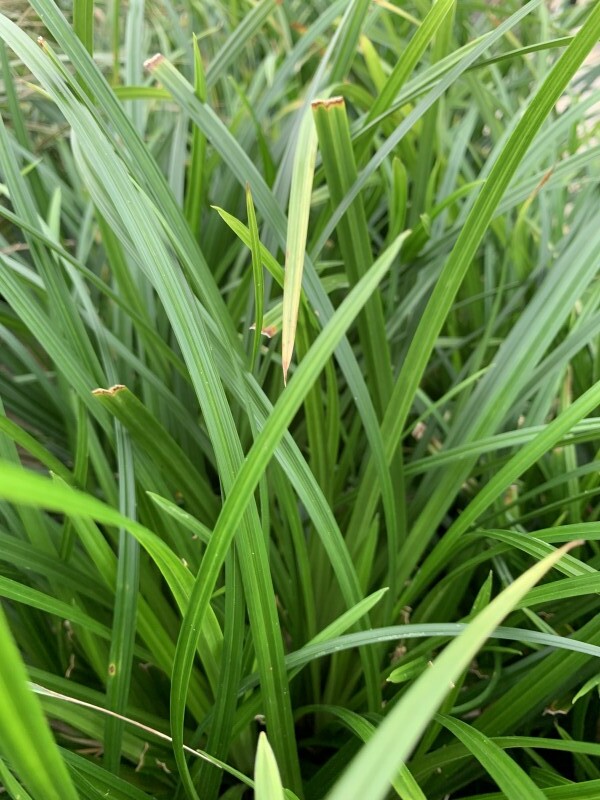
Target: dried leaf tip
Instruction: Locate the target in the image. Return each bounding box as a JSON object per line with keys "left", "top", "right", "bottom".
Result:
{"left": 311, "top": 97, "right": 344, "bottom": 110}
{"left": 563, "top": 539, "right": 585, "bottom": 552}
{"left": 144, "top": 53, "right": 165, "bottom": 71}
{"left": 249, "top": 324, "right": 278, "bottom": 339}
{"left": 92, "top": 384, "right": 126, "bottom": 397}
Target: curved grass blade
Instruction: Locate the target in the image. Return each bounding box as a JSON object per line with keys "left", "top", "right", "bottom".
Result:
{"left": 406, "top": 376, "right": 600, "bottom": 602}
{"left": 307, "top": 705, "right": 427, "bottom": 800}
{"left": 30, "top": 683, "right": 254, "bottom": 789}
{"left": 0, "top": 603, "right": 80, "bottom": 800}
{"left": 437, "top": 714, "right": 547, "bottom": 800}
{"left": 22, "top": 0, "right": 240, "bottom": 352}
{"left": 238, "top": 622, "right": 600, "bottom": 694}
{"left": 325, "top": 542, "right": 581, "bottom": 800}
{"left": 0, "top": 461, "right": 192, "bottom": 609}
{"left": 0, "top": 21, "right": 301, "bottom": 789}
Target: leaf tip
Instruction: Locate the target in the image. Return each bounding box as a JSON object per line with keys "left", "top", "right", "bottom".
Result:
{"left": 282, "top": 360, "right": 289, "bottom": 386}
{"left": 249, "top": 323, "right": 278, "bottom": 339}
{"left": 144, "top": 53, "right": 165, "bottom": 71}
{"left": 311, "top": 96, "right": 345, "bottom": 111}
{"left": 92, "top": 384, "right": 127, "bottom": 397}
{"left": 562, "top": 539, "right": 585, "bottom": 553}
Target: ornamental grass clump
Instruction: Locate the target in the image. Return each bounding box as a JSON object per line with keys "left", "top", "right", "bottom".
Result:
{"left": 0, "top": 1, "right": 600, "bottom": 798}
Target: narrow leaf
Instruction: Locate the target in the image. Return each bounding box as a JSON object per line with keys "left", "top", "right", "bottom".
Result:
{"left": 281, "top": 108, "right": 318, "bottom": 383}
{"left": 326, "top": 542, "right": 581, "bottom": 800}
{"left": 246, "top": 184, "right": 264, "bottom": 371}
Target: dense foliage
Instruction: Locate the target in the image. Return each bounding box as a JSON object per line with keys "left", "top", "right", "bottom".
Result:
{"left": 1, "top": 1, "right": 600, "bottom": 798}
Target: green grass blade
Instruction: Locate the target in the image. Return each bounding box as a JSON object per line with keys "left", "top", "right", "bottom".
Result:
{"left": 255, "top": 733, "right": 286, "bottom": 800}
{"left": 309, "top": 705, "right": 427, "bottom": 800}
{"left": 311, "top": 0, "right": 545, "bottom": 258}
{"left": 246, "top": 184, "right": 265, "bottom": 371}
{"left": 145, "top": 57, "right": 397, "bottom": 565}
{"left": 325, "top": 542, "right": 580, "bottom": 800}
{"left": 328, "top": 0, "right": 370, "bottom": 83}
{"left": 183, "top": 35, "right": 207, "bottom": 236}
{"left": 93, "top": 385, "right": 218, "bottom": 524}
{"left": 73, "top": 0, "right": 93, "bottom": 55}
{"left": 1, "top": 4, "right": 597, "bottom": 798}
{"left": 407, "top": 376, "right": 600, "bottom": 602}
{"left": 0, "top": 758, "right": 35, "bottom": 800}
{"left": 345, "top": 0, "right": 600, "bottom": 571}
{"left": 0, "top": 603, "right": 80, "bottom": 800}
{"left": 360, "top": 0, "right": 455, "bottom": 137}
{"left": 390, "top": 1, "right": 600, "bottom": 456}
{"left": 0, "top": 462, "right": 193, "bottom": 608}
{"left": 171, "top": 233, "right": 405, "bottom": 797}
{"left": 104, "top": 426, "right": 138, "bottom": 772}
{"left": 312, "top": 96, "right": 392, "bottom": 417}
{"left": 437, "top": 715, "right": 547, "bottom": 800}
{"left": 206, "top": 0, "right": 277, "bottom": 89}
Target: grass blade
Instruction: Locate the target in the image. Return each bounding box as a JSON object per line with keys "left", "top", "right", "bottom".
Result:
{"left": 0, "top": 603, "right": 80, "bottom": 800}
{"left": 246, "top": 184, "right": 265, "bottom": 371}
{"left": 183, "top": 34, "right": 207, "bottom": 237}
{"left": 170, "top": 233, "right": 405, "bottom": 798}
{"left": 437, "top": 714, "right": 548, "bottom": 800}
{"left": 281, "top": 108, "right": 318, "bottom": 383}
{"left": 326, "top": 542, "right": 581, "bottom": 800}
{"left": 255, "top": 733, "right": 286, "bottom": 800}
{"left": 73, "top": 0, "right": 93, "bottom": 55}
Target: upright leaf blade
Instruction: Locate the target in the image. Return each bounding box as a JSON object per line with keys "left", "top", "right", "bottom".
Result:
{"left": 246, "top": 184, "right": 265, "bottom": 371}
{"left": 255, "top": 733, "right": 286, "bottom": 800}
{"left": 281, "top": 108, "right": 318, "bottom": 383}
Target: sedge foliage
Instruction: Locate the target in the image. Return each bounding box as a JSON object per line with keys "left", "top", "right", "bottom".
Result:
{"left": 0, "top": 1, "right": 600, "bottom": 798}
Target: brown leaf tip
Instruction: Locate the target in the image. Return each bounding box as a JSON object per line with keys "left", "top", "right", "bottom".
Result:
{"left": 250, "top": 323, "right": 278, "bottom": 339}
{"left": 261, "top": 325, "right": 278, "bottom": 338}
{"left": 92, "top": 384, "right": 127, "bottom": 397}
{"left": 311, "top": 96, "right": 345, "bottom": 110}
{"left": 144, "top": 53, "right": 165, "bottom": 71}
